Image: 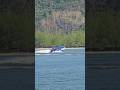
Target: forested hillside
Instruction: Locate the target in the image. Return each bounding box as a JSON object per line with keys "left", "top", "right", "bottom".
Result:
{"left": 0, "top": 0, "right": 34, "bottom": 52}
{"left": 86, "top": 0, "right": 120, "bottom": 51}
{"left": 35, "top": 0, "right": 85, "bottom": 47}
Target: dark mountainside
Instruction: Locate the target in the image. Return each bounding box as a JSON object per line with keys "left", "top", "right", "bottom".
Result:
{"left": 86, "top": 0, "right": 120, "bottom": 51}
{"left": 0, "top": 0, "right": 34, "bottom": 52}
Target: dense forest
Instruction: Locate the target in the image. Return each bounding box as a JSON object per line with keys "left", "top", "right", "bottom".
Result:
{"left": 86, "top": 0, "right": 120, "bottom": 51}
{"left": 35, "top": 0, "right": 85, "bottom": 48}
{"left": 0, "top": 0, "right": 34, "bottom": 52}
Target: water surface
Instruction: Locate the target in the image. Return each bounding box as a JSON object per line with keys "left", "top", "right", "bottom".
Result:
{"left": 35, "top": 48, "right": 85, "bottom": 90}
{"left": 86, "top": 52, "right": 120, "bottom": 90}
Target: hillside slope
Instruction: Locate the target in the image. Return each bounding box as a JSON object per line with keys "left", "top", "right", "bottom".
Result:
{"left": 35, "top": 0, "right": 85, "bottom": 47}
{"left": 35, "top": 0, "right": 85, "bottom": 33}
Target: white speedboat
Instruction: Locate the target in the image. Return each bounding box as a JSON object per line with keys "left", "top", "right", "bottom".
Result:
{"left": 35, "top": 49, "right": 63, "bottom": 54}
{"left": 35, "top": 49, "right": 51, "bottom": 54}
{"left": 35, "top": 46, "right": 65, "bottom": 54}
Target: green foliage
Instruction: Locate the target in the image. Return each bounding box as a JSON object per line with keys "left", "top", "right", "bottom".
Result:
{"left": 35, "top": 30, "right": 85, "bottom": 48}
{"left": 35, "top": 0, "right": 85, "bottom": 48}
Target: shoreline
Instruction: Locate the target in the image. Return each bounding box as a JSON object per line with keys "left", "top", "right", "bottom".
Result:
{"left": 36, "top": 48, "right": 120, "bottom": 53}
{"left": 35, "top": 47, "right": 85, "bottom": 50}
{"left": 1, "top": 47, "right": 120, "bottom": 55}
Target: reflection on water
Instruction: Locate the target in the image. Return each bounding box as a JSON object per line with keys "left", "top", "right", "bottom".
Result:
{"left": 35, "top": 48, "right": 85, "bottom": 90}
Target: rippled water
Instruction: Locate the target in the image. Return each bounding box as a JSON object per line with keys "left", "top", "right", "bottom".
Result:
{"left": 35, "top": 48, "right": 85, "bottom": 90}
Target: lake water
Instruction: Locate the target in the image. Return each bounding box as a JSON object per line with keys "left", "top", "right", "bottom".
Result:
{"left": 35, "top": 48, "right": 85, "bottom": 90}
{"left": 86, "top": 52, "right": 120, "bottom": 90}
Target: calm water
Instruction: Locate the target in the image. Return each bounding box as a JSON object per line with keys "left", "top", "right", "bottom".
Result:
{"left": 35, "top": 48, "right": 85, "bottom": 90}
{"left": 86, "top": 52, "right": 120, "bottom": 90}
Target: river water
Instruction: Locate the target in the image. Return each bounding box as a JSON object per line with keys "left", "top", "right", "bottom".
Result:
{"left": 35, "top": 48, "right": 85, "bottom": 90}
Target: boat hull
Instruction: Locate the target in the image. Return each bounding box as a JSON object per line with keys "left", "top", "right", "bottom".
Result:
{"left": 35, "top": 50, "right": 63, "bottom": 54}
{"left": 35, "top": 47, "right": 65, "bottom": 54}
{"left": 35, "top": 50, "right": 51, "bottom": 54}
